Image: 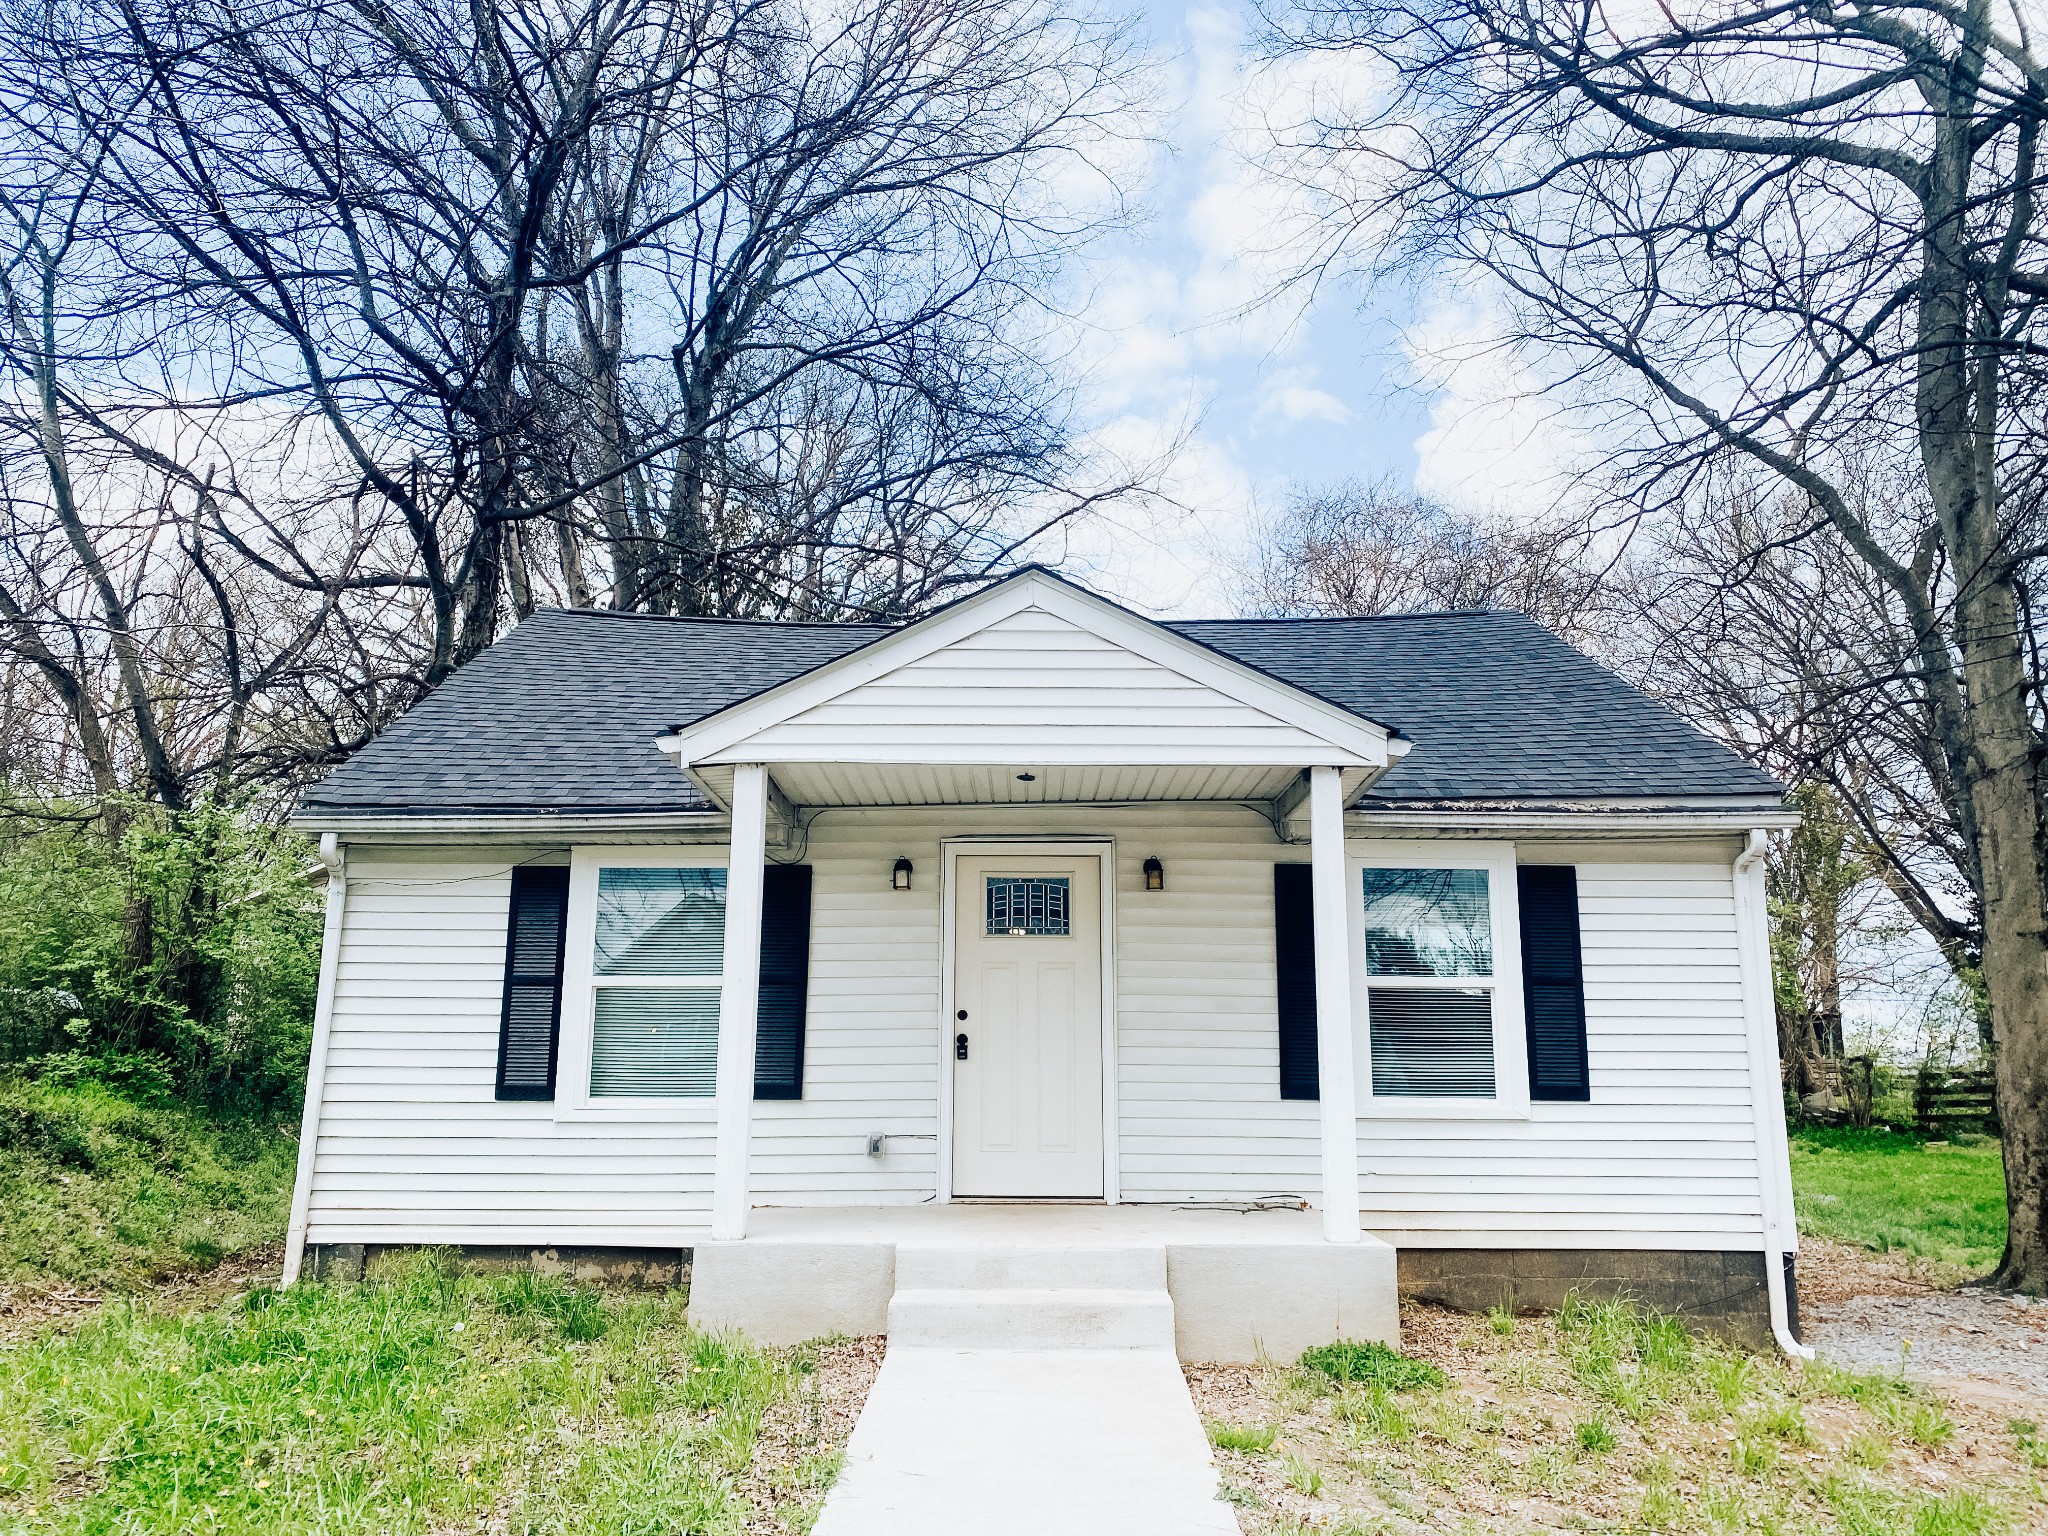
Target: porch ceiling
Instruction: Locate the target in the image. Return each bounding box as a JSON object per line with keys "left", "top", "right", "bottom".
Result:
{"left": 775, "top": 761, "right": 1300, "bottom": 807}
{"left": 689, "top": 760, "right": 1374, "bottom": 810}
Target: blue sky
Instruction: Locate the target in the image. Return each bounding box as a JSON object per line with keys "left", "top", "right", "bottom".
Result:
{"left": 1053, "top": 0, "right": 1575, "bottom": 616}
{"left": 1052, "top": 0, "right": 1425, "bottom": 616}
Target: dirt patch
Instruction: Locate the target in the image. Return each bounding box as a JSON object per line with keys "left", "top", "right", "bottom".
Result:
{"left": 0, "top": 1244, "right": 282, "bottom": 1346}
{"left": 738, "top": 1334, "right": 886, "bottom": 1532}
{"left": 1187, "top": 1300, "right": 2045, "bottom": 1536}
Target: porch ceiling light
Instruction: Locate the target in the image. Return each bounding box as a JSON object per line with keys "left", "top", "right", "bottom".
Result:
{"left": 892, "top": 857, "right": 913, "bottom": 891}
{"left": 1143, "top": 857, "right": 1164, "bottom": 892}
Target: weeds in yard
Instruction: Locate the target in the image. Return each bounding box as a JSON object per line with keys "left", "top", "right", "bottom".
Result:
{"left": 1207, "top": 1420, "right": 1280, "bottom": 1454}
{"left": 1202, "top": 1290, "right": 2038, "bottom": 1536}
{"left": 1703, "top": 1353, "right": 1755, "bottom": 1410}
{"left": 1745, "top": 1401, "right": 1814, "bottom": 1445}
{"left": 1637, "top": 1479, "right": 1685, "bottom": 1529}
{"left": 1574, "top": 1416, "right": 1618, "bottom": 1453}
{"left": 1335, "top": 1384, "right": 1414, "bottom": 1443}
{"left": 1731, "top": 1436, "right": 1780, "bottom": 1478}
{"left": 1698, "top": 1478, "right": 1748, "bottom": 1532}
{"left": 0, "top": 1251, "right": 838, "bottom": 1535}
{"left": 1298, "top": 1339, "right": 1445, "bottom": 1391}
{"left": 1484, "top": 1305, "right": 1514, "bottom": 1337}
{"left": 2010, "top": 1420, "right": 2048, "bottom": 1469}
{"left": 1280, "top": 1452, "right": 1323, "bottom": 1496}
{"left": 1900, "top": 1401, "right": 1958, "bottom": 1448}
{"left": 1912, "top": 1488, "right": 2009, "bottom": 1536}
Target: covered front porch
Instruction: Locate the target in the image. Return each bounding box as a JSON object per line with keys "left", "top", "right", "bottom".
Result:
{"left": 653, "top": 572, "right": 1412, "bottom": 1253}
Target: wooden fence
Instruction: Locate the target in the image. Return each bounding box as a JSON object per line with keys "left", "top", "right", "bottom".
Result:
{"left": 1914, "top": 1068, "right": 1999, "bottom": 1136}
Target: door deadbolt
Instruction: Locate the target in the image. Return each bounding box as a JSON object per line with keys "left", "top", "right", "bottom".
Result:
{"left": 956, "top": 1009, "right": 968, "bottom": 1020}
{"left": 955, "top": 1033, "right": 970, "bottom": 1061}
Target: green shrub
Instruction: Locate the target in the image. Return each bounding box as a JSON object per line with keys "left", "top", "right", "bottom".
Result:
{"left": 0, "top": 810, "right": 322, "bottom": 1110}
{"left": 1299, "top": 1339, "right": 1447, "bottom": 1391}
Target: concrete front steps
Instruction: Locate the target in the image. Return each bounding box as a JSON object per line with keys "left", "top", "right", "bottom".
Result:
{"left": 886, "top": 1244, "right": 1176, "bottom": 1350}
{"left": 813, "top": 1242, "right": 1243, "bottom": 1536}
{"left": 685, "top": 1206, "right": 1401, "bottom": 1362}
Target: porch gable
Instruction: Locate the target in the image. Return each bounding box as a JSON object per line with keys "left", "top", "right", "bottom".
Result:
{"left": 656, "top": 570, "right": 1405, "bottom": 806}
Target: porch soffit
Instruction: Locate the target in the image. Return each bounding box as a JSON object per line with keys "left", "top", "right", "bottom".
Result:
{"left": 655, "top": 571, "right": 1403, "bottom": 811}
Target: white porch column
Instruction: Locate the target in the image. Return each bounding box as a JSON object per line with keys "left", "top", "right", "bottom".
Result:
{"left": 1310, "top": 765, "right": 1363, "bottom": 1244}
{"left": 712, "top": 763, "right": 768, "bottom": 1241}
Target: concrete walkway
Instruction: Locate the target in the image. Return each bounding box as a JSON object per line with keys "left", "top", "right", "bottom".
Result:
{"left": 810, "top": 1345, "right": 1242, "bottom": 1536}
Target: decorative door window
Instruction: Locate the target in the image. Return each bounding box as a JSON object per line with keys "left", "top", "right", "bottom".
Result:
{"left": 985, "top": 877, "right": 1070, "bottom": 936}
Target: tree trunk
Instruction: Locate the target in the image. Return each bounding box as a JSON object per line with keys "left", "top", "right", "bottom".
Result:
{"left": 1964, "top": 660, "right": 2048, "bottom": 1290}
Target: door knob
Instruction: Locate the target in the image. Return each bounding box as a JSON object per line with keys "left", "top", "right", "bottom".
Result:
{"left": 955, "top": 1033, "right": 970, "bottom": 1061}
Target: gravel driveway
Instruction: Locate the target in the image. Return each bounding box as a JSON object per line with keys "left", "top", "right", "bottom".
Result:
{"left": 1800, "top": 1240, "right": 2048, "bottom": 1406}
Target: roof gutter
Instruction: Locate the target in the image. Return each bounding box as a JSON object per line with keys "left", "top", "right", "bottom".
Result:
{"left": 1733, "top": 827, "right": 1812, "bottom": 1361}
{"left": 282, "top": 834, "right": 346, "bottom": 1286}
{"left": 1349, "top": 805, "right": 1797, "bottom": 835}
{"left": 290, "top": 810, "right": 724, "bottom": 841}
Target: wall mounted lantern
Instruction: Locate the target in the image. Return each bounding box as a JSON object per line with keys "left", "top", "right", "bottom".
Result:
{"left": 892, "top": 857, "right": 914, "bottom": 891}
{"left": 1143, "top": 857, "right": 1165, "bottom": 892}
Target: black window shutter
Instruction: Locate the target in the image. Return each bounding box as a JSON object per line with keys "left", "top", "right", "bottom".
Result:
{"left": 754, "top": 864, "right": 813, "bottom": 1100}
{"left": 1518, "top": 865, "right": 1590, "bottom": 1101}
{"left": 1274, "top": 863, "right": 1319, "bottom": 1100}
{"left": 496, "top": 866, "right": 569, "bottom": 1101}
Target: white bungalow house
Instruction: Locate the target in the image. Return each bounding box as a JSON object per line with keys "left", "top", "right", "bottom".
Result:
{"left": 282, "top": 567, "right": 1804, "bottom": 1359}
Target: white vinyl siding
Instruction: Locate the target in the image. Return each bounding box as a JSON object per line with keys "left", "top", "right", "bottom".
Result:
{"left": 307, "top": 852, "right": 718, "bottom": 1246}
{"left": 733, "top": 608, "right": 1347, "bottom": 762}
{"left": 302, "top": 826, "right": 1767, "bottom": 1255}
{"left": 1355, "top": 847, "right": 1765, "bottom": 1249}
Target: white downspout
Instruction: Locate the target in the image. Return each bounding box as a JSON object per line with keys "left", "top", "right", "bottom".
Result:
{"left": 281, "top": 833, "right": 347, "bottom": 1286}
{"left": 1734, "top": 828, "right": 1813, "bottom": 1359}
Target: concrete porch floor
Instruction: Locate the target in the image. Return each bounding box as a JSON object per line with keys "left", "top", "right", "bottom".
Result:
{"left": 687, "top": 1203, "right": 1399, "bottom": 1362}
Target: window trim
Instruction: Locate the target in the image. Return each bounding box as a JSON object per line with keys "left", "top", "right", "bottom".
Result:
{"left": 1348, "top": 840, "right": 1531, "bottom": 1119}
{"left": 555, "top": 845, "right": 730, "bottom": 1121}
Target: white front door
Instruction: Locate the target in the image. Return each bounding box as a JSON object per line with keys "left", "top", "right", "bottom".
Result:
{"left": 951, "top": 854, "right": 1104, "bottom": 1198}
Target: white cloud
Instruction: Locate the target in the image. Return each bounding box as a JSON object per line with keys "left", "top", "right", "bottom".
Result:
{"left": 1404, "top": 304, "right": 1589, "bottom": 518}
{"left": 1253, "top": 368, "right": 1351, "bottom": 427}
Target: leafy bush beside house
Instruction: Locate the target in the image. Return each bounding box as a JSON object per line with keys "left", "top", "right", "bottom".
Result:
{"left": 0, "top": 809, "right": 322, "bottom": 1110}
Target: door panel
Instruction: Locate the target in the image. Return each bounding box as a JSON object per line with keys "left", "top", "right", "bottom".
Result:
{"left": 952, "top": 855, "right": 1103, "bottom": 1198}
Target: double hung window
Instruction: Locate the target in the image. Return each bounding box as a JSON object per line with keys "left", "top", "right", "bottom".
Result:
{"left": 1355, "top": 846, "right": 1527, "bottom": 1111}
{"left": 586, "top": 865, "right": 727, "bottom": 1099}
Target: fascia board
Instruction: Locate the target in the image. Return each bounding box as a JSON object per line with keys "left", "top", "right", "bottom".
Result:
{"left": 1348, "top": 807, "right": 1801, "bottom": 834}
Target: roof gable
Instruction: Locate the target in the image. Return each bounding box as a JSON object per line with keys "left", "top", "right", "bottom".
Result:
{"left": 657, "top": 570, "right": 1400, "bottom": 778}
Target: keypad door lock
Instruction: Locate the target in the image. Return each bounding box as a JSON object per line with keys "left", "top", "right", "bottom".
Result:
{"left": 955, "top": 1033, "right": 969, "bottom": 1061}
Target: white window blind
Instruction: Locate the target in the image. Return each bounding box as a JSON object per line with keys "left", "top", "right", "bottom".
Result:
{"left": 1362, "top": 868, "right": 1497, "bottom": 1098}
{"left": 589, "top": 867, "right": 725, "bottom": 1098}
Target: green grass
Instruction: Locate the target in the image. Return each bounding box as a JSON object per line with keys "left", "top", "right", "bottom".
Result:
{"left": 0, "top": 1252, "right": 835, "bottom": 1534}
{"left": 0, "top": 1074, "right": 296, "bottom": 1289}
{"left": 1789, "top": 1126, "right": 2007, "bottom": 1273}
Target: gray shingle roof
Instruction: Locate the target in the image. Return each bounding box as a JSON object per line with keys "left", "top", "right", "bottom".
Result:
{"left": 298, "top": 605, "right": 1778, "bottom": 817}
{"left": 1172, "top": 613, "right": 1779, "bottom": 801}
